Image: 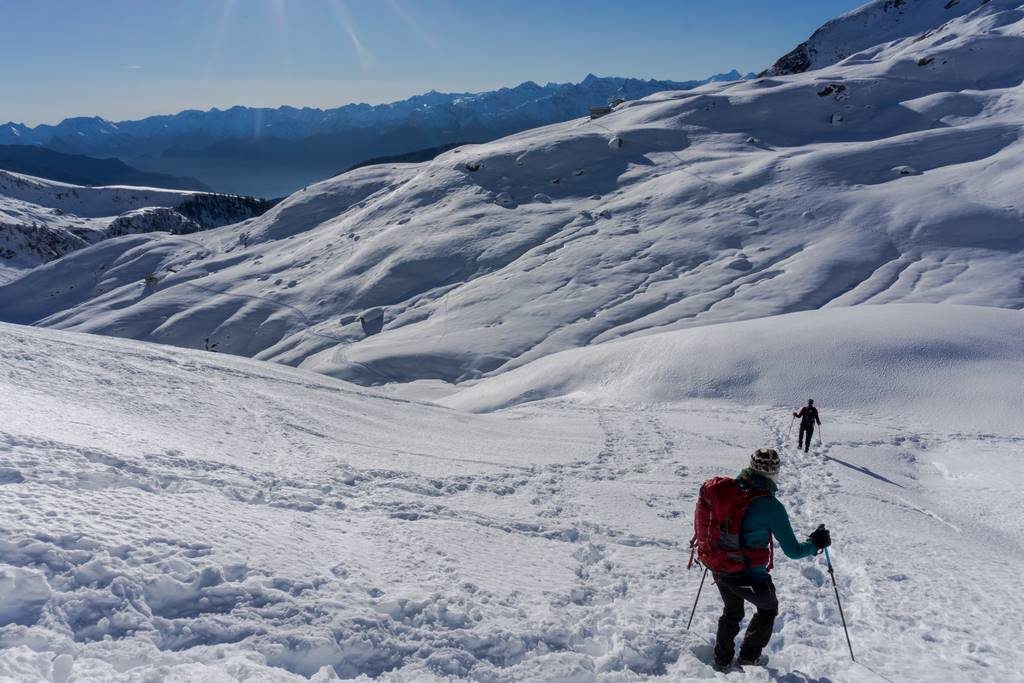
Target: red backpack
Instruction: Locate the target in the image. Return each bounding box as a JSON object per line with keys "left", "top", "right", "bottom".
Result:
{"left": 688, "top": 476, "right": 773, "bottom": 573}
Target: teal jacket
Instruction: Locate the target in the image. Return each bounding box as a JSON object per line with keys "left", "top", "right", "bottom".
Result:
{"left": 736, "top": 469, "right": 818, "bottom": 575}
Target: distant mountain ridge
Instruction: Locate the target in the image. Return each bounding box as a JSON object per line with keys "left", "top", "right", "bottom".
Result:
{"left": 1, "top": 72, "right": 749, "bottom": 148}
{"left": 0, "top": 145, "right": 210, "bottom": 191}
{"left": 0, "top": 72, "right": 751, "bottom": 197}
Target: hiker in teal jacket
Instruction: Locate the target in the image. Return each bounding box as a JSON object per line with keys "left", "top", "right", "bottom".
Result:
{"left": 713, "top": 448, "right": 832, "bottom": 670}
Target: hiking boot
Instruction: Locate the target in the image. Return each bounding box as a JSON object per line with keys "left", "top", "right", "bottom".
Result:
{"left": 737, "top": 654, "right": 769, "bottom": 667}
{"left": 712, "top": 656, "right": 733, "bottom": 672}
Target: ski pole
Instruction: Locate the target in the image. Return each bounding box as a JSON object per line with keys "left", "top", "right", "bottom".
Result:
{"left": 818, "top": 425, "right": 823, "bottom": 446}
{"left": 686, "top": 566, "right": 708, "bottom": 630}
{"left": 787, "top": 415, "right": 796, "bottom": 439}
{"left": 823, "top": 545, "right": 855, "bottom": 662}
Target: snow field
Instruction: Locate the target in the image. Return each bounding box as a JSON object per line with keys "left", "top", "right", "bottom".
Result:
{"left": 1, "top": 323, "right": 1021, "bottom": 681}
{"left": 443, "top": 304, "right": 1024, "bottom": 434}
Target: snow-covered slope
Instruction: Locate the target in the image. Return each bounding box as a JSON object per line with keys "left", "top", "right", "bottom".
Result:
{"left": 2, "top": 0, "right": 1021, "bottom": 384}
{"left": 443, "top": 303, "right": 1024, "bottom": 432}
{"left": 0, "top": 171, "right": 273, "bottom": 283}
{"left": 1, "top": 318, "right": 1022, "bottom": 681}
{"left": 763, "top": 0, "right": 1010, "bottom": 76}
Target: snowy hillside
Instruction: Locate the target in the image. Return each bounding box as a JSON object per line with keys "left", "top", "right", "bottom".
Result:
{"left": 3, "top": 0, "right": 1021, "bottom": 387}
{"left": 1, "top": 321, "right": 1021, "bottom": 681}
{"left": 443, "top": 303, "right": 1024, "bottom": 433}
{"left": 763, "top": 0, "right": 1007, "bottom": 76}
{"left": 0, "top": 171, "right": 273, "bottom": 283}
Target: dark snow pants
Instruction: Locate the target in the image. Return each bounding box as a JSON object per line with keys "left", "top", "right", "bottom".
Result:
{"left": 798, "top": 424, "right": 814, "bottom": 452}
{"left": 713, "top": 573, "right": 779, "bottom": 665}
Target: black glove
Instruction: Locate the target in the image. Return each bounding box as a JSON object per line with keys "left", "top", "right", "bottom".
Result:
{"left": 808, "top": 525, "right": 831, "bottom": 551}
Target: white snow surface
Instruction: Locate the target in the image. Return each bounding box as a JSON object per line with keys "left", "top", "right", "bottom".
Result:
{"left": 1, "top": 0, "right": 1022, "bottom": 384}
{"left": 443, "top": 304, "right": 1024, "bottom": 432}
{"left": 1, "top": 317, "right": 1022, "bottom": 681}
{"left": 2, "top": 3, "right": 1024, "bottom": 680}
{"left": 0, "top": 170, "right": 198, "bottom": 218}
{"left": 763, "top": 0, "right": 1020, "bottom": 76}
{"left": 0, "top": 171, "right": 199, "bottom": 282}
{"left": 0, "top": 171, "right": 269, "bottom": 283}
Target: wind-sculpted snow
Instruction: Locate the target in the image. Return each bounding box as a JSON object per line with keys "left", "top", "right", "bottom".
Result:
{"left": 1, "top": 323, "right": 1022, "bottom": 681}
{"left": 2, "top": 1, "right": 1021, "bottom": 385}
{"left": 443, "top": 304, "right": 1024, "bottom": 432}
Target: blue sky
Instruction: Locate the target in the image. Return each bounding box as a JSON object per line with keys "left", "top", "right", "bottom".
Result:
{"left": 1, "top": 0, "right": 864, "bottom": 125}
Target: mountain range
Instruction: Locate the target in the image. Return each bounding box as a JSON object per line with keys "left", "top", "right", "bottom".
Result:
{"left": 0, "top": 72, "right": 750, "bottom": 197}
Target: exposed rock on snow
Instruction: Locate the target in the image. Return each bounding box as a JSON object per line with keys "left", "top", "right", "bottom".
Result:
{"left": 892, "top": 164, "right": 921, "bottom": 175}
{"left": 725, "top": 254, "right": 753, "bottom": 270}
{"left": 359, "top": 307, "right": 385, "bottom": 336}
{"left": 107, "top": 207, "right": 201, "bottom": 237}
{"left": 493, "top": 191, "right": 517, "bottom": 208}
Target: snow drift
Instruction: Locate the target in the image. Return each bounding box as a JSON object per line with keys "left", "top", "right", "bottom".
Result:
{"left": 443, "top": 304, "right": 1024, "bottom": 432}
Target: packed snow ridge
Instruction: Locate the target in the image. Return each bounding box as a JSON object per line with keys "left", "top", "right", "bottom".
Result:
{"left": 1, "top": 0, "right": 1020, "bottom": 386}
{"left": 0, "top": 170, "right": 274, "bottom": 283}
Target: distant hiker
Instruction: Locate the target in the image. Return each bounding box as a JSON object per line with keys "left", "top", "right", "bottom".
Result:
{"left": 794, "top": 399, "right": 821, "bottom": 452}
{"left": 689, "top": 448, "right": 831, "bottom": 670}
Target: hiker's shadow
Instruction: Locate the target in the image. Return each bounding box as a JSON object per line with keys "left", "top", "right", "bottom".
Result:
{"left": 691, "top": 644, "right": 833, "bottom": 682}
{"left": 768, "top": 670, "right": 832, "bottom": 683}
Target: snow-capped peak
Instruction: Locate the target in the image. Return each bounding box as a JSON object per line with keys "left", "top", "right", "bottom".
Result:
{"left": 762, "top": 0, "right": 1019, "bottom": 76}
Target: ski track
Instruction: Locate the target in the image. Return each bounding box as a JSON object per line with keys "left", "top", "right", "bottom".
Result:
{"left": 1, "top": 392, "right": 1020, "bottom": 681}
